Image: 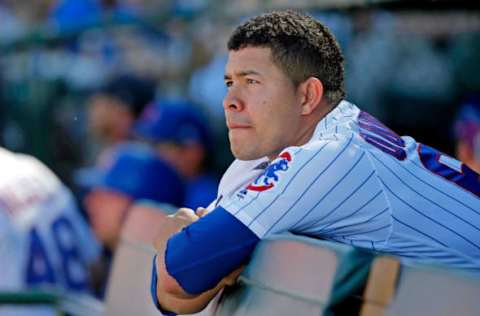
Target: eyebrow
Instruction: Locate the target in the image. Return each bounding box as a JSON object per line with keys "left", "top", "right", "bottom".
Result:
{"left": 224, "top": 70, "right": 263, "bottom": 80}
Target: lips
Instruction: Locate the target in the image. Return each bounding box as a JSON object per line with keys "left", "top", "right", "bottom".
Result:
{"left": 227, "top": 121, "right": 251, "bottom": 129}
{"left": 228, "top": 124, "right": 251, "bottom": 129}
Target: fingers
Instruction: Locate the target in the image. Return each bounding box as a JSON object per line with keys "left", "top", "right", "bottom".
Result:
{"left": 153, "top": 209, "right": 196, "bottom": 250}
{"left": 195, "top": 207, "right": 209, "bottom": 217}
{"left": 167, "top": 208, "right": 199, "bottom": 226}
{"left": 176, "top": 208, "right": 198, "bottom": 220}
{"left": 153, "top": 208, "right": 200, "bottom": 252}
{"left": 223, "top": 266, "right": 245, "bottom": 286}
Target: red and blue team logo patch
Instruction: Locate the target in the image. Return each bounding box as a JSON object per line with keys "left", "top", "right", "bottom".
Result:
{"left": 247, "top": 151, "right": 292, "bottom": 192}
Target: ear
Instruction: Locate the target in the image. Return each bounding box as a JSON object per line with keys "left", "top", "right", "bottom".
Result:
{"left": 298, "top": 77, "right": 324, "bottom": 116}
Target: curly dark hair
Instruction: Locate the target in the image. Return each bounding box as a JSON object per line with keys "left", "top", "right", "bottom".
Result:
{"left": 227, "top": 10, "right": 345, "bottom": 105}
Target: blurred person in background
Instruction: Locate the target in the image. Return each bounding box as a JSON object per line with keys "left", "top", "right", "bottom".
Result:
{"left": 84, "top": 143, "right": 184, "bottom": 251}
{"left": 0, "top": 147, "right": 100, "bottom": 315}
{"left": 133, "top": 100, "right": 219, "bottom": 210}
{"left": 454, "top": 95, "right": 480, "bottom": 173}
{"left": 82, "top": 143, "right": 184, "bottom": 296}
{"left": 86, "top": 75, "right": 156, "bottom": 165}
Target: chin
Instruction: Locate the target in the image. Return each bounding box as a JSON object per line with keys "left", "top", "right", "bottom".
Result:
{"left": 230, "top": 144, "right": 263, "bottom": 161}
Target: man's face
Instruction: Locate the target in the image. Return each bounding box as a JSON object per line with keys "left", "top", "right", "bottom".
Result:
{"left": 223, "top": 47, "right": 303, "bottom": 160}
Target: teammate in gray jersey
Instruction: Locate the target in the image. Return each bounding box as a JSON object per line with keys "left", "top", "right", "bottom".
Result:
{"left": 150, "top": 10, "right": 480, "bottom": 315}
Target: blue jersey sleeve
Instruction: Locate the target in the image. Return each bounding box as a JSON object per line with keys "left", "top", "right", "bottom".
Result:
{"left": 164, "top": 207, "right": 259, "bottom": 295}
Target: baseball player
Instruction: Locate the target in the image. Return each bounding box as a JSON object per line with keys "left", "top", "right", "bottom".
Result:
{"left": 86, "top": 75, "right": 156, "bottom": 166}
{"left": 150, "top": 11, "right": 480, "bottom": 315}
{"left": 133, "top": 100, "right": 218, "bottom": 210}
{"left": 84, "top": 143, "right": 185, "bottom": 252}
{"left": 0, "top": 147, "right": 100, "bottom": 314}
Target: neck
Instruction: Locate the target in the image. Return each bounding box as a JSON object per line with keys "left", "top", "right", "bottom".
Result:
{"left": 267, "top": 102, "right": 334, "bottom": 161}
{"left": 266, "top": 123, "right": 317, "bottom": 161}
{"left": 296, "top": 101, "right": 335, "bottom": 146}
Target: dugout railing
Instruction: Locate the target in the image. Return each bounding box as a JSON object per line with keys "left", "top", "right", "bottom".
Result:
{"left": 7, "top": 203, "right": 474, "bottom": 316}
{"left": 102, "top": 204, "right": 480, "bottom": 316}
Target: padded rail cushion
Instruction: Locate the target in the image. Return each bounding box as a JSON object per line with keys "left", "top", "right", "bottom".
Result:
{"left": 215, "top": 234, "right": 373, "bottom": 316}
{"left": 105, "top": 204, "right": 169, "bottom": 316}
{"left": 387, "top": 265, "right": 480, "bottom": 316}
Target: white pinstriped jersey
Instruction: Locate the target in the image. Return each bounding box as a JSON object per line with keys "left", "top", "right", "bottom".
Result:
{"left": 218, "top": 100, "right": 480, "bottom": 272}
{"left": 207, "top": 158, "right": 268, "bottom": 212}
{"left": 0, "top": 148, "right": 100, "bottom": 293}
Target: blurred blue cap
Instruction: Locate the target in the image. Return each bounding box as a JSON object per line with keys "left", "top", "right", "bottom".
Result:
{"left": 92, "top": 143, "right": 185, "bottom": 206}
{"left": 133, "top": 100, "right": 212, "bottom": 152}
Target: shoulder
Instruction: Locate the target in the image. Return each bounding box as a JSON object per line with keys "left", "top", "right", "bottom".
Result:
{"left": 217, "top": 158, "right": 269, "bottom": 195}
{"left": 0, "top": 151, "right": 69, "bottom": 215}
{"left": 17, "top": 153, "right": 63, "bottom": 192}
{"left": 292, "top": 133, "right": 363, "bottom": 165}
{"left": 0, "top": 149, "right": 61, "bottom": 193}
{"left": 221, "top": 158, "right": 268, "bottom": 180}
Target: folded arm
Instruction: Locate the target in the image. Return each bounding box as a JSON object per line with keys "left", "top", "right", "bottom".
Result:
{"left": 152, "top": 207, "right": 259, "bottom": 314}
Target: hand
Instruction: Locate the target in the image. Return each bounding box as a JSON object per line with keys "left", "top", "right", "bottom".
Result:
{"left": 153, "top": 208, "right": 199, "bottom": 252}
{"left": 170, "top": 207, "right": 200, "bottom": 225}
{"left": 222, "top": 266, "right": 245, "bottom": 286}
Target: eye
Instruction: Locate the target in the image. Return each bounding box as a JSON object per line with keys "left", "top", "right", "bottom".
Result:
{"left": 225, "top": 81, "right": 233, "bottom": 88}
{"left": 246, "top": 78, "right": 259, "bottom": 85}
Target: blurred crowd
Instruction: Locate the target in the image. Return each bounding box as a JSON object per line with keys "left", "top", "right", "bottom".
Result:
{"left": 1, "top": 1, "right": 479, "bottom": 176}
{"left": 0, "top": 0, "right": 480, "bottom": 309}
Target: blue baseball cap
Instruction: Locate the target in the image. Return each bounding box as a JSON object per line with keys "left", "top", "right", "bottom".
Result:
{"left": 133, "top": 100, "right": 212, "bottom": 152}
{"left": 93, "top": 143, "right": 185, "bottom": 206}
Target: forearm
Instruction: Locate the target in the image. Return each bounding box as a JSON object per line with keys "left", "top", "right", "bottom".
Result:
{"left": 152, "top": 208, "right": 257, "bottom": 313}
{"left": 157, "top": 265, "right": 244, "bottom": 314}
{"left": 154, "top": 251, "right": 235, "bottom": 314}
{"left": 157, "top": 278, "right": 225, "bottom": 314}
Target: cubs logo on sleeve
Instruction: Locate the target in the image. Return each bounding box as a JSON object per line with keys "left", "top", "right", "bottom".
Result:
{"left": 247, "top": 151, "right": 292, "bottom": 192}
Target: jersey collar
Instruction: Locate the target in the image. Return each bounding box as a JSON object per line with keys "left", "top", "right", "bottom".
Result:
{"left": 311, "top": 100, "right": 359, "bottom": 141}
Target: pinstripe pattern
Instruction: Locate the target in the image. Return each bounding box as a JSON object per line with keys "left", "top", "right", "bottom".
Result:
{"left": 219, "top": 100, "right": 480, "bottom": 272}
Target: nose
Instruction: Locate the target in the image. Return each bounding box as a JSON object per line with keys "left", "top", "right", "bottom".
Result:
{"left": 223, "top": 89, "right": 244, "bottom": 112}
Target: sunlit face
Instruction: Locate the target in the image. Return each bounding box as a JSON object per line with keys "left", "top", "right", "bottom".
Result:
{"left": 223, "top": 47, "right": 303, "bottom": 160}
{"left": 84, "top": 189, "right": 132, "bottom": 250}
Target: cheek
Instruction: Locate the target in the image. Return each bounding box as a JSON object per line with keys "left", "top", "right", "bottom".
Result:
{"left": 254, "top": 100, "right": 278, "bottom": 131}
{"left": 261, "top": 105, "right": 297, "bottom": 142}
{"left": 92, "top": 208, "right": 125, "bottom": 243}
{"left": 85, "top": 195, "right": 126, "bottom": 229}
{"left": 89, "top": 207, "right": 112, "bottom": 229}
